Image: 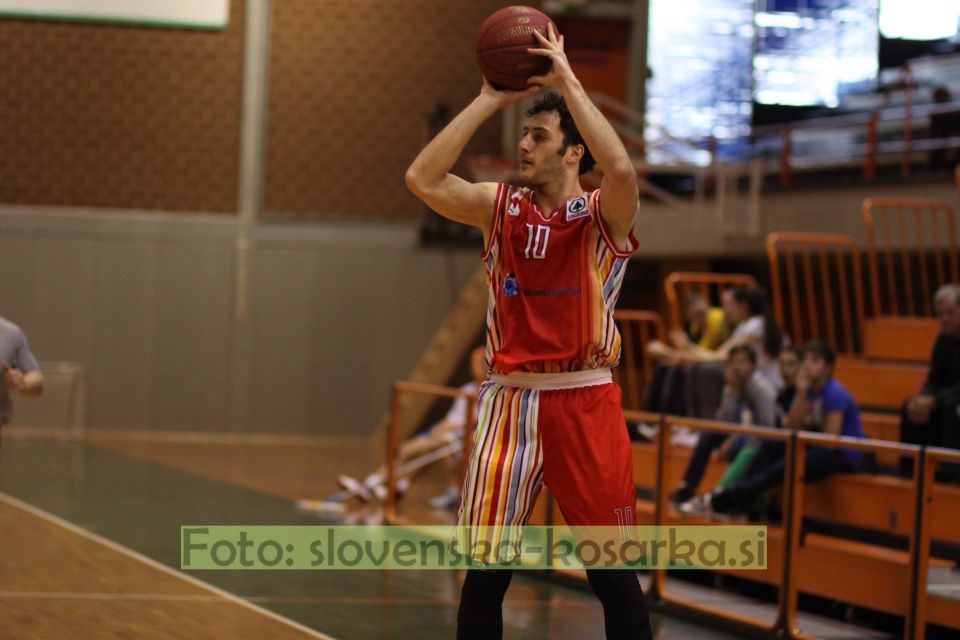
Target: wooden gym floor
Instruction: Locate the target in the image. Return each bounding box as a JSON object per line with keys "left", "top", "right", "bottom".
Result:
{"left": 0, "top": 431, "right": 881, "bottom": 639}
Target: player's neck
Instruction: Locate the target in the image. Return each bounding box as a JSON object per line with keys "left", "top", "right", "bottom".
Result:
{"left": 533, "top": 176, "right": 583, "bottom": 213}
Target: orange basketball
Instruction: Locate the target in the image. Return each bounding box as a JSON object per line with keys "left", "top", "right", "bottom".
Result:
{"left": 475, "top": 6, "right": 556, "bottom": 91}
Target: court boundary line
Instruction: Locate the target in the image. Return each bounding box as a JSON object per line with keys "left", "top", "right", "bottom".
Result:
{"left": 0, "top": 490, "right": 337, "bottom": 640}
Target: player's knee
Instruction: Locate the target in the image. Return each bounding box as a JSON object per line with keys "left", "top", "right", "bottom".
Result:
{"left": 460, "top": 568, "right": 513, "bottom": 600}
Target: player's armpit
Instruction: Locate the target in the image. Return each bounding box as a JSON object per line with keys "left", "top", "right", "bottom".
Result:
{"left": 593, "top": 190, "right": 638, "bottom": 257}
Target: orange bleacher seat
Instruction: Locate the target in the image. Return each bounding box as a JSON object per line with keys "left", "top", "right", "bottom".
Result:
{"left": 860, "top": 411, "right": 901, "bottom": 466}
{"left": 864, "top": 317, "right": 939, "bottom": 362}
{"left": 834, "top": 356, "right": 927, "bottom": 411}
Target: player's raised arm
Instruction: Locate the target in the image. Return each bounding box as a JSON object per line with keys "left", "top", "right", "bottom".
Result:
{"left": 405, "top": 81, "right": 538, "bottom": 241}
{"left": 527, "top": 26, "right": 639, "bottom": 249}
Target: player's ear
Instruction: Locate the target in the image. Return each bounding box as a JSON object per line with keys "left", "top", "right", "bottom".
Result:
{"left": 567, "top": 144, "right": 584, "bottom": 165}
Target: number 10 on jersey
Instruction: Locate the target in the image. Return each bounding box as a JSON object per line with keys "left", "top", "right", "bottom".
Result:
{"left": 524, "top": 224, "right": 550, "bottom": 260}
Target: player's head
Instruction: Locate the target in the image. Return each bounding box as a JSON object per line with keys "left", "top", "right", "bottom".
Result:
{"left": 517, "top": 92, "right": 596, "bottom": 185}
{"left": 801, "top": 340, "right": 836, "bottom": 387}
{"left": 934, "top": 284, "right": 960, "bottom": 336}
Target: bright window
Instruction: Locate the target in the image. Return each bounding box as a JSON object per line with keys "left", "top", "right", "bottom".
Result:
{"left": 880, "top": 0, "right": 960, "bottom": 41}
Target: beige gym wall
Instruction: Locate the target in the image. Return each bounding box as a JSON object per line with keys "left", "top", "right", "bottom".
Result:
{"left": 0, "top": 208, "right": 477, "bottom": 434}
{"left": 0, "top": 1, "right": 507, "bottom": 434}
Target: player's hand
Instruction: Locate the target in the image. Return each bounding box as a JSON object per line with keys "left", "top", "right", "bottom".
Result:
{"left": 2, "top": 364, "right": 26, "bottom": 394}
{"left": 526, "top": 24, "right": 575, "bottom": 89}
{"left": 479, "top": 77, "right": 539, "bottom": 109}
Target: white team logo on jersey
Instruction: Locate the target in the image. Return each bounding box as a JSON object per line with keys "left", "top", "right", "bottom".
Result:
{"left": 508, "top": 192, "right": 522, "bottom": 216}
{"left": 566, "top": 195, "right": 589, "bottom": 221}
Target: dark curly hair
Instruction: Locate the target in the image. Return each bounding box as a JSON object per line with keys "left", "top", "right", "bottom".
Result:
{"left": 730, "top": 286, "right": 784, "bottom": 359}
{"left": 525, "top": 92, "right": 596, "bottom": 175}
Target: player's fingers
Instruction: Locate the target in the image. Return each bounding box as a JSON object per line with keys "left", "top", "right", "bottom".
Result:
{"left": 527, "top": 76, "right": 548, "bottom": 86}
{"left": 533, "top": 30, "right": 557, "bottom": 49}
{"left": 527, "top": 47, "right": 554, "bottom": 58}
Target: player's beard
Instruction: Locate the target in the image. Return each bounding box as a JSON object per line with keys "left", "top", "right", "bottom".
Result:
{"left": 514, "top": 155, "right": 564, "bottom": 189}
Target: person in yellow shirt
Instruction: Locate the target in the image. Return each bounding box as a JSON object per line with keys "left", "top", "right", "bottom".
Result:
{"left": 677, "top": 293, "right": 726, "bottom": 351}
{"left": 645, "top": 292, "right": 728, "bottom": 413}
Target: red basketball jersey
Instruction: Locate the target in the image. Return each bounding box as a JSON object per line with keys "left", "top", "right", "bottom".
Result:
{"left": 482, "top": 184, "right": 638, "bottom": 375}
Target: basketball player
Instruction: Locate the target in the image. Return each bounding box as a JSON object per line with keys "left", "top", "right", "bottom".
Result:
{"left": 405, "top": 25, "right": 652, "bottom": 640}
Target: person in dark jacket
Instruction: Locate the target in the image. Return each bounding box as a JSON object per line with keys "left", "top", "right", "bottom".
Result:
{"left": 901, "top": 284, "right": 960, "bottom": 482}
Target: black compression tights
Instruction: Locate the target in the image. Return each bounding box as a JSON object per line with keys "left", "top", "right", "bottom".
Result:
{"left": 586, "top": 569, "right": 653, "bottom": 640}
{"left": 456, "top": 569, "right": 652, "bottom": 639}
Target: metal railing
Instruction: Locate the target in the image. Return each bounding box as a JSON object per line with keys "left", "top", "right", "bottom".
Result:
{"left": 862, "top": 198, "right": 959, "bottom": 317}
{"left": 913, "top": 447, "right": 960, "bottom": 640}
{"left": 766, "top": 232, "right": 866, "bottom": 355}
{"left": 614, "top": 310, "right": 665, "bottom": 412}
{"left": 662, "top": 272, "right": 759, "bottom": 332}
{"left": 384, "top": 380, "right": 476, "bottom": 524}
{"left": 382, "top": 383, "right": 960, "bottom": 637}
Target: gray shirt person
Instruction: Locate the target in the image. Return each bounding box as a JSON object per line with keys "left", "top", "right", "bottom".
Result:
{"left": 715, "top": 370, "right": 778, "bottom": 428}
{"left": 0, "top": 317, "right": 42, "bottom": 425}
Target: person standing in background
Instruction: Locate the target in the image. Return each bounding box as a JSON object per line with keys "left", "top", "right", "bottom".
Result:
{"left": 0, "top": 316, "right": 44, "bottom": 434}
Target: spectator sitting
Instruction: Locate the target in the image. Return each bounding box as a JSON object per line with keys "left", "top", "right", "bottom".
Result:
{"left": 706, "top": 341, "right": 865, "bottom": 516}
{"left": 644, "top": 291, "right": 727, "bottom": 415}
{"left": 652, "top": 286, "right": 784, "bottom": 420}
{"left": 775, "top": 346, "right": 802, "bottom": 426}
{"left": 305, "top": 347, "right": 485, "bottom": 513}
{"left": 678, "top": 345, "right": 803, "bottom": 514}
{"left": 900, "top": 284, "right": 960, "bottom": 482}
{"left": 669, "top": 344, "right": 778, "bottom": 506}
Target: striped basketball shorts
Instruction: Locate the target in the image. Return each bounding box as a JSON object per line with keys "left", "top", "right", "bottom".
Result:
{"left": 458, "top": 369, "right": 637, "bottom": 529}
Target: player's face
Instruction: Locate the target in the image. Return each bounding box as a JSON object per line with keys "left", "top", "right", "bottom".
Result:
{"left": 517, "top": 112, "right": 568, "bottom": 186}
{"left": 935, "top": 294, "right": 960, "bottom": 336}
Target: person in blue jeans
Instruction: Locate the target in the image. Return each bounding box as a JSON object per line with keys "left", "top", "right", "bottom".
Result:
{"left": 709, "top": 340, "right": 864, "bottom": 514}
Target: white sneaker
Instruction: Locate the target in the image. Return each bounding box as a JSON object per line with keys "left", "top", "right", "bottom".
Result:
{"left": 670, "top": 426, "right": 699, "bottom": 448}
{"left": 337, "top": 475, "right": 373, "bottom": 502}
{"left": 678, "top": 493, "right": 711, "bottom": 516}
{"left": 370, "top": 477, "right": 410, "bottom": 502}
{"left": 637, "top": 423, "right": 659, "bottom": 441}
